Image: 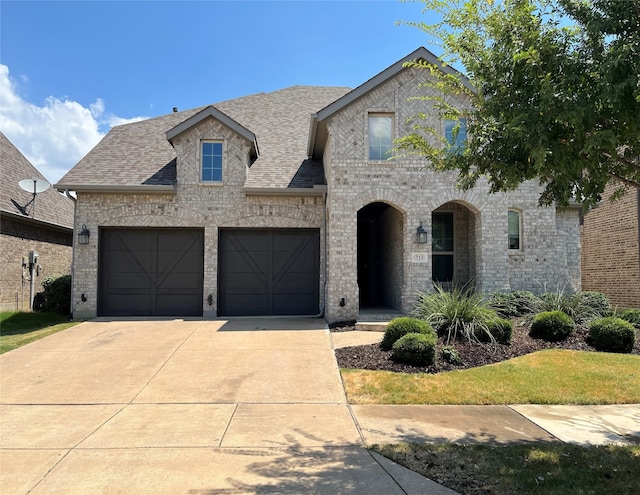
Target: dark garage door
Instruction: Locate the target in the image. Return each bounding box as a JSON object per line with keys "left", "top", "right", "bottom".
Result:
{"left": 219, "top": 229, "right": 319, "bottom": 316}
{"left": 99, "top": 228, "right": 204, "bottom": 316}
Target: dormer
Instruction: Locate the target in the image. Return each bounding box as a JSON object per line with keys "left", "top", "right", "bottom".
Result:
{"left": 166, "top": 105, "right": 259, "bottom": 186}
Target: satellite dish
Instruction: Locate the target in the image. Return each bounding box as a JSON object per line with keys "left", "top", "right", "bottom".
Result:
{"left": 19, "top": 178, "right": 50, "bottom": 194}
{"left": 13, "top": 178, "right": 51, "bottom": 216}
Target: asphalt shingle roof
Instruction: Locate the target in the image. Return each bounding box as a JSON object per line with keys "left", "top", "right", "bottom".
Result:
{"left": 1, "top": 132, "right": 74, "bottom": 229}
{"left": 57, "top": 86, "right": 351, "bottom": 190}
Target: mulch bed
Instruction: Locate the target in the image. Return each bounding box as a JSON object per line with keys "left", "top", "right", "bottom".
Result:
{"left": 332, "top": 321, "right": 640, "bottom": 373}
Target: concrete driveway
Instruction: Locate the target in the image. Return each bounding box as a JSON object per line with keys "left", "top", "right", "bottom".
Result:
{"left": 0, "top": 318, "right": 452, "bottom": 495}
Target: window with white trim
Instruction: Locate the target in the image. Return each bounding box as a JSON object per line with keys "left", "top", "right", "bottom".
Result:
{"left": 201, "top": 141, "right": 223, "bottom": 182}
{"left": 368, "top": 114, "right": 393, "bottom": 160}
{"left": 508, "top": 209, "right": 522, "bottom": 250}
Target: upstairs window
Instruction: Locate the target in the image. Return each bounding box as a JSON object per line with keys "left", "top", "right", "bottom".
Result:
{"left": 201, "top": 141, "right": 223, "bottom": 182}
{"left": 368, "top": 114, "right": 393, "bottom": 160}
{"left": 508, "top": 209, "right": 522, "bottom": 250}
{"left": 444, "top": 118, "right": 467, "bottom": 154}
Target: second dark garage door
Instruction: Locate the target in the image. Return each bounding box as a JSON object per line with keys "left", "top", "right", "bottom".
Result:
{"left": 218, "top": 229, "right": 320, "bottom": 316}
{"left": 99, "top": 228, "right": 204, "bottom": 317}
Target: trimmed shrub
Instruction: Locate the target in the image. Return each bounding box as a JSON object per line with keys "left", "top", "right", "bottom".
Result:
{"left": 35, "top": 274, "right": 71, "bottom": 314}
{"left": 476, "top": 318, "right": 514, "bottom": 344}
{"left": 529, "top": 310, "right": 575, "bottom": 342}
{"left": 587, "top": 317, "right": 636, "bottom": 353}
{"left": 441, "top": 345, "right": 462, "bottom": 364}
{"left": 413, "top": 284, "right": 500, "bottom": 343}
{"left": 381, "top": 317, "right": 435, "bottom": 351}
{"left": 616, "top": 309, "right": 640, "bottom": 329}
{"left": 391, "top": 332, "right": 438, "bottom": 366}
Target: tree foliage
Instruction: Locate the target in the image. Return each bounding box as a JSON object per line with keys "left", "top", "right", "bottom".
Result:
{"left": 398, "top": 0, "right": 640, "bottom": 207}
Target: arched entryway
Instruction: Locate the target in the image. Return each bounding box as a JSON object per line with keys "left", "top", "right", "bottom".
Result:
{"left": 357, "top": 202, "right": 404, "bottom": 311}
{"left": 432, "top": 201, "right": 479, "bottom": 288}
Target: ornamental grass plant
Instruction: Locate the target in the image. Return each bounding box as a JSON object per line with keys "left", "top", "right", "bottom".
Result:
{"left": 413, "top": 283, "right": 500, "bottom": 344}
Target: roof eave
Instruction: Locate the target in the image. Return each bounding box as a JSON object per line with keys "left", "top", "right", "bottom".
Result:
{"left": 558, "top": 199, "right": 583, "bottom": 210}
{"left": 306, "top": 116, "right": 319, "bottom": 160}
{"left": 314, "top": 47, "right": 473, "bottom": 123}
{"left": 244, "top": 185, "right": 327, "bottom": 196}
{"left": 54, "top": 184, "right": 176, "bottom": 194}
{"left": 0, "top": 210, "right": 73, "bottom": 233}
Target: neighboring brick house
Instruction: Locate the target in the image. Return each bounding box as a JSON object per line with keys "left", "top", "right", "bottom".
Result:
{"left": 0, "top": 132, "right": 74, "bottom": 311}
{"left": 581, "top": 182, "right": 640, "bottom": 308}
{"left": 56, "top": 47, "right": 582, "bottom": 323}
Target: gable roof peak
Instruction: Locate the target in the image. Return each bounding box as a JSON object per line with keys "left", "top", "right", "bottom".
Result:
{"left": 306, "top": 46, "right": 472, "bottom": 159}
{"left": 165, "top": 105, "right": 259, "bottom": 159}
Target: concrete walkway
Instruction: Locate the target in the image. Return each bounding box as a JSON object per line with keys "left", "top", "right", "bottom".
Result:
{"left": 334, "top": 331, "right": 640, "bottom": 446}
{"left": 1, "top": 320, "right": 638, "bottom": 494}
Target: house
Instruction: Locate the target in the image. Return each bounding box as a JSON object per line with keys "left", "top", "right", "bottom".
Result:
{"left": 0, "top": 132, "right": 75, "bottom": 311}
{"left": 55, "top": 47, "right": 582, "bottom": 323}
{"left": 581, "top": 182, "right": 640, "bottom": 308}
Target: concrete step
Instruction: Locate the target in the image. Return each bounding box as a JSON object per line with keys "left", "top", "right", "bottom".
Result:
{"left": 354, "top": 321, "right": 389, "bottom": 332}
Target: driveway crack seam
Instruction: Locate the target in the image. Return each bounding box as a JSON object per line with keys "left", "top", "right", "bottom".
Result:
{"left": 367, "top": 449, "right": 409, "bottom": 495}
{"left": 129, "top": 321, "right": 204, "bottom": 404}
{"left": 219, "top": 403, "right": 239, "bottom": 447}
{"left": 506, "top": 405, "right": 563, "bottom": 443}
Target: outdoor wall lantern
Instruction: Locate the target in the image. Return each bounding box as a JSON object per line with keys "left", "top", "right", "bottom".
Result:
{"left": 416, "top": 222, "right": 427, "bottom": 244}
{"left": 78, "top": 225, "right": 90, "bottom": 245}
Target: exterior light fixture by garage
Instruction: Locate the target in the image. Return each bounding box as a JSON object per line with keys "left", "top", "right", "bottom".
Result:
{"left": 77, "top": 225, "right": 90, "bottom": 245}
{"left": 416, "top": 222, "right": 427, "bottom": 244}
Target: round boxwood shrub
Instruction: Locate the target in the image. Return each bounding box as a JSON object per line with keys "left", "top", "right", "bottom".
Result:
{"left": 529, "top": 310, "right": 575, "bottom": 342}
{"left": 478, "top": 318, "right": 514, "bottom": 344}
{"left": 381, "top": 317, "right": 435, "bottom": 351}
{"left": 587, "top": 317, "right": 636, "bottom": 353}
{"left": 391, "top": 332, "right": 438, "bottom": 366}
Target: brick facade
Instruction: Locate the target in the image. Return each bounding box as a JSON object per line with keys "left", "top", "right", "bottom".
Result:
{"left": 71, "top": 119, "right": 325, "bottom": 319}
{"left": 0, "top": 217, "right": 73, "bottom": 311}
{"left": 581, "top": 183, "right": 640, "bottom": 308}
{"left": 67, "top": 51, "right": 583, "bottom": 321}
{"left": 322, "top": 68, "right": 581, "bottom": 323}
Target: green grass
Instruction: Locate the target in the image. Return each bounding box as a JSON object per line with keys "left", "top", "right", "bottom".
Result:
{"left": 0, "top": 311, "right": 79, "bottom": 354}
{"left": 341, "top": 349, "right": 640, "bottom": 404}
{"left": 372, "top": 442, "right": 640, "bottom": 495}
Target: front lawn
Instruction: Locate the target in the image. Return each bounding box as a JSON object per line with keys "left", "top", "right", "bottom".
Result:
{"left": 341, "top": 349, "right": 640, "bottom": 404}
{"left": 0, "top": 311, "right": 79, "bottom": 354}
{"left": 373, "top": 442, "right": 640, "bottom": 495}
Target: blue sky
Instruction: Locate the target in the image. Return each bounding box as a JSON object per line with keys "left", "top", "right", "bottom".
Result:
{"left": 1, "top": 0, "right": 438, "bottom": 184}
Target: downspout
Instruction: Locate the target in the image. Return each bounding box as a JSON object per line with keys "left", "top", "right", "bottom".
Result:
{"left": 65, "top": 190, "right": 77, "bottom": 320}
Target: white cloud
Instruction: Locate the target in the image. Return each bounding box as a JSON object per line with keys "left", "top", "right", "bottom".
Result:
{"left": 0, "top": 64, "right": 147, "bottom": 184}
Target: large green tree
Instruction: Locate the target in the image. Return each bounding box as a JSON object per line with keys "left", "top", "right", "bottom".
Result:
{"left": 398, "top": 0, "right": 640, "bottom": 207}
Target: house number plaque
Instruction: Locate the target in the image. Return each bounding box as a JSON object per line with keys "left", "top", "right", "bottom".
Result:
{"left": 411, "top": 253, "right": 429, "bottom": 263}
